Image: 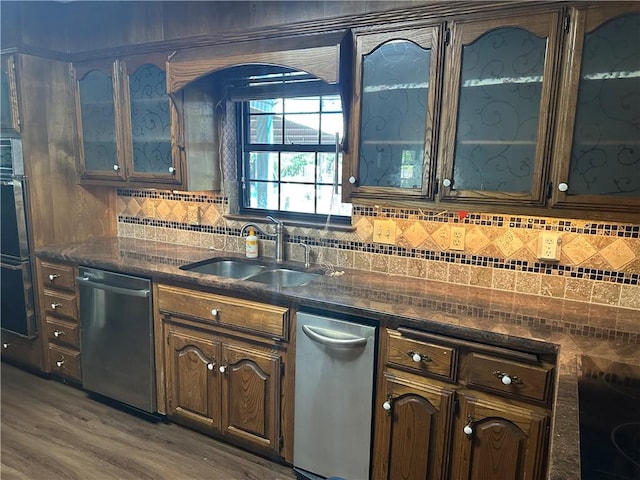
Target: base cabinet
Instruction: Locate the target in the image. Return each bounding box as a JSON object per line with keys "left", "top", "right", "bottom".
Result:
{"left": 450, "top": 392, "right": 549, "bottom": 480}
{"left": 158, "top": 284, "right": 289, "bottom": 459}
{"left": 373, "top": 328, "right": 554, "bottom": 480}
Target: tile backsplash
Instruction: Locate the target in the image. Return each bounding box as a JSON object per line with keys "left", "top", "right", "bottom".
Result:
{"left": 116, "top": 189, "right": 640, "bottom": 312}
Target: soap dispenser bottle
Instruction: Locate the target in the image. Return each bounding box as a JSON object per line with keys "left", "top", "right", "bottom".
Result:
{"left": 246, "top": 228, "right": 258, "bottom": 258}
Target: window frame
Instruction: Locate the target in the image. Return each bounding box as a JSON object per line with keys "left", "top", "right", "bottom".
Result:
{"left": 236, "top": 77, "right": 351, "bottom": 224}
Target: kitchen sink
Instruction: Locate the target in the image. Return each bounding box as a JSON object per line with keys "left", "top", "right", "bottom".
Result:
{"left": 180, "top": 258, "right": 321, "bottom": 287}
{"left": 180, "top": 258, "right": 267, "bottom": 279}
{"left": 245, "top": 268, "right": 320, "bottom": 287}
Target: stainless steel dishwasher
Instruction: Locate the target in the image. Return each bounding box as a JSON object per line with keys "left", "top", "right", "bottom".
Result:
{"left": 77, "top": 267, "right": 156, "bottom": 414}
{"left": 294, "top": 312, "right": 377, "bottom": 480}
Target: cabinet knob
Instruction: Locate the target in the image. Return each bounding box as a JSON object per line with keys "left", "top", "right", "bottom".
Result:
{"left": 207, "top": 362, "right": 215, "bottom": 371}
{"left": 56, "top": 358, "right": 65, "bottom": 368}
{"left": 348, "top": 176, "right": 356, "bottom": 184}
{"left": 48, "top": 274, "right": 60, "bottom": 282}
{"left": 219, "top": 365, "right": 227, "bottom": 373}
{"left": 168, "top": 166, "right": 176, "bottom": 174}
{"left": 113, "top": 164, "right": 120, "bottom": 171}
{"left": 51, "top": 303, "right": 62, "bottom": 310}
{"left": 558, "top": 182, "right": 569, "bottom": 192}
{"left": 493, "top": 370, "right": 521, "bottom": 385}
{"left": 53, "top": 330, "right": 64, "bottom": 338}
{"left": 210, "top": 309, "right": 218, "bottom": 317}
{"left": 408, "top": 351, "right": 432, "bottom": 363}
{"left": 2, "top": 343, "right": 10, "bottom": 349}
{"left": 463, "top": 415, "right": 474, "bottom": 437}
{"left": 442, "top": 178, "right": 452, "bottom": 187}
{"left": 382, "top": 400, "right": 392, "bottom": 411}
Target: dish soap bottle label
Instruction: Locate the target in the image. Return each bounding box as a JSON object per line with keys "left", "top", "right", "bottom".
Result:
{"left": 246, "top": 228, "right": 258, "bottom": 258}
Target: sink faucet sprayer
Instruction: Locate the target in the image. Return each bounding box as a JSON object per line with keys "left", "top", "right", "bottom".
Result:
{"left": 240, "top": 216, "right": 285, "bottom": 264}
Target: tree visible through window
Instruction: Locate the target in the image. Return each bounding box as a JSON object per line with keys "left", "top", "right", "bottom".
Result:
{"left": 239, "top": 73, "right": 352, "bottom": 221}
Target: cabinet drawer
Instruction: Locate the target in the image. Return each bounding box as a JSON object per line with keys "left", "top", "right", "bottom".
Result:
{"left": 41, "top": 262, "right": 75, "bottom": 292}
{"left": 44, "top": 317, "right": 80, "bottom": 348}
{"left": 466, "top": 353, "right": 554, "bottom": 404}
{"left": 48, "top": 344, "right": 81, "bottom": 381}
{"left": 158, "top": 284, "right": 289, "bottom": 339}
{"left": 386, "top": 329, "right": 457, "bottom": 381}
{"left": 43, "top": 289, "right": 78, "bottom": 320}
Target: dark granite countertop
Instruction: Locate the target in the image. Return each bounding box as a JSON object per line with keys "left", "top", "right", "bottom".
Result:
{"left": 36, "top": 237, "right": 640, "bottom": 480}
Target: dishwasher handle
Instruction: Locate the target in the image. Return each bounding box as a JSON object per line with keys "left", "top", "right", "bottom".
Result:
{"left": 301, "top": 324, "right": 368, "bottom": 349}
{"left": 76, "top": 276, "right": 150, "bottom": 298}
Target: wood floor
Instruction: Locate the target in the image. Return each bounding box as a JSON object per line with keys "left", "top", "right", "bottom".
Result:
{"left": 1, "top": 362, "right": 296, "bottom": 480}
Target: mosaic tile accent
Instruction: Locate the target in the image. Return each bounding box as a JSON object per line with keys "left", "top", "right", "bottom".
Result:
{"left": 117, "top": 190, "right": 640, "bottom": 314}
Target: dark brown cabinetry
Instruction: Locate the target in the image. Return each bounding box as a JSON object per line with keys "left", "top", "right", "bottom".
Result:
{"left": 36, "top": 259, "right": 82, "bottom": 382}
{"left": 158, "top": 284, "right": 289, "bottom": 459}
{"left": 373, "top": 328, "right": 554, "bottom": 480}
{"left": 73, "top": 54, "right": 219, "bottom": 190}
{"left": 438, "top": 11, "right": 561, "bottom": 206}
{"left": 551, "top": 4, "right": 640, "bottom": 213}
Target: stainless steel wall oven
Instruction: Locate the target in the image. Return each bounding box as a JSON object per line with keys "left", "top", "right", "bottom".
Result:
{"left": 1, "top": 137, "right": 36, "bottom": 338}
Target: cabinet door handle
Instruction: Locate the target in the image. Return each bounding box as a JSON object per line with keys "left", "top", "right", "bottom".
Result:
{"left": 113, "top": 164, "right": 120, "bottom": 171}
{"left": 2, "top": 343, "right": 10, "bottom": 349}
{"left": 463, "top": 415, "right": 474, "bottom": 436}
{"left": 382, "top": 394, "right": 393, "bottom": 413}
{"left": 558, "top": 182, "right": 569, "bottom": 192}
{"left": 53, "top": 330, "right": 64, "bottom": 338}
{"left": 219, "top": 364, "right": 227, "bottom": 373}
{"left": 48, "top": 274, "right": 60, "bottom": 282}
{"left": 168, "top": 166, "right": 176, "bottom": 174}
{"left": 493, "top": 370, "right": 521, "bottom": 385}
{"left": 51, "top": 303, "right": 62, "bottom": 310}
{"left": 210, "top": 309, "right": 218, "bottom": 317}
{"left": 207, "top": 362, "right": 215, "bottom": 371}
{"left": 407, "top": 351, "right": 432, "bottom": 363}
{"left": 442, "top": 178, "right": 452, "bottom": 187}
{"left": 56, "top": 358, "right": 65, "bottom": 368}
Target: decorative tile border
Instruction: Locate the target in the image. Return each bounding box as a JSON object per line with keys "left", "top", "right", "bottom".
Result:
{"left": 118, "top": 215, "right": 640, "bottom": 286}
{"left": 117, "top": 188, "right": 228, "bottom": 204}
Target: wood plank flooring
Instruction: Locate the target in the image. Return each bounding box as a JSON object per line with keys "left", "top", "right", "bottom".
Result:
{"left": 1, "top": 362, "right": 296, "bottom": 480}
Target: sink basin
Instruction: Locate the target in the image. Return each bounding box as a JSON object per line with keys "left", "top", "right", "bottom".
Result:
{"left": 180, "top": 259, "right": 266, "bottom": 279}
{"left": 245, "top": 268, "right": 321, "bottom": 287}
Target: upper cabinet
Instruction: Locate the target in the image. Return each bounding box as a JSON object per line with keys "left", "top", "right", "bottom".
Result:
{"left": 438, "top": 12, "right": 561, "bottom": 206}
{"left": 346, "top": 24, "right": 444, "bottom": 199}
{"left": 73, "top": 53, "right": 219, "bottom": 191}
{"left": 551, "top": 4, "right": 640, "bottom": 213}
{"left": 1, "top": 53, "right": 21, "bottom": 133}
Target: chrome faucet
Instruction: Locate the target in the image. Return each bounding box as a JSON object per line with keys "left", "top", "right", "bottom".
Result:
{"left": 240, "top": 216, "right": 285, "bottom": 263}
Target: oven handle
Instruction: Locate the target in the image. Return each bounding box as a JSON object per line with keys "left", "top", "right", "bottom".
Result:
{"left": 76, "top": 277, "right": 150, "bottom": 298}
{"left": 0, "top": 261, "right": 23, "bottom": 271}
{"left": 301, "top": 324, "right": 368, "bottom": 349}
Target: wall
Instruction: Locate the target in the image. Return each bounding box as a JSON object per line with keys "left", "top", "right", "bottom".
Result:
{"left": 116, "top": 189, "right": 640, "bottom": 313}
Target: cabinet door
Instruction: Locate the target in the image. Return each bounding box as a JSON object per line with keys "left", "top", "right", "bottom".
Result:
{"left": 74, "top": 60, "right": 126, "bottom": 181}
{"left": 551, "top": 5, "right": 640, "bottom": 214}
{"left": 120, "top": 54, "right": 182, "bottom": 185}
{"left": 373, "top": 373, "right": 455, "bottom": 480}
{"left": 450, "top": 392, "right": 550, "bottom": 480}
{"left": 219, "top": 341, "right": 282, "bottom": 454}
{"left": 165, "top": 324, "right": 220, "bottom": 431}
{"left": 438, "top": 12, "right": 561, "bottom": 206}
{"left": 1, "top": 54, "right": 20, "bottom": 132}
{"left": 347, "top": 24, "right": 444, "bottom": 199}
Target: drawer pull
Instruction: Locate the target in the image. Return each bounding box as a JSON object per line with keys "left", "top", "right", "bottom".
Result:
{"left": 53, "top": 330, "right": 65, "bottom": 338}
{"left": 408, "top": 351, "right": 432, "bottom": 363}
{"left": 210, "top": 308, "right": 218, "bottom": 317}
{"left": 51, "top": 303, "right": 62, "bottom": 310}
{"left": 463, "top": 415, "right": 474, "bottom": 436}
{"left": 56, "top": 358, "right": 65, "bottom": 368}
{"left": 48, "top": 274, "right": 60, "bottom": 282}
{"left": 493, "top": 370, "right": 521, "bottom": 385}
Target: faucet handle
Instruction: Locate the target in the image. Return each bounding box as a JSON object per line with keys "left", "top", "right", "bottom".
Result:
{"left": 266, "top": 215, "right": 283, "bottom": 226}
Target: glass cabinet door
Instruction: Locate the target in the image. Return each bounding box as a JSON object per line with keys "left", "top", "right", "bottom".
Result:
{"left": 122, "top": 57, "right": 179, "bottom": 184}
{"left": 75, "top": 61, "right": 125, "bottom": 181}
{"left": 552, "top": 5, "right": 640, "bottom": 213}
{"left": 438, "top": 12, "right": 561, "bottom": 205}
{"left": 1, "top": 54, "right": 20, "bottom": 132}
{"left": 347, "top": 24, "right": 443, "bottom": 199}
